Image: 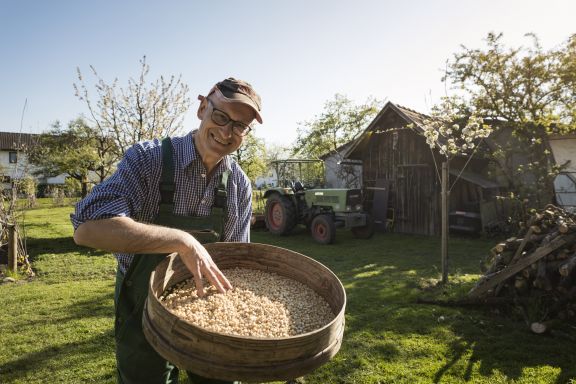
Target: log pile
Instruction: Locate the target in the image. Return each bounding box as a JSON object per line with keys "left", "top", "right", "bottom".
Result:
{"left": 469, "top": 205, "right": 576, "bottom": 334}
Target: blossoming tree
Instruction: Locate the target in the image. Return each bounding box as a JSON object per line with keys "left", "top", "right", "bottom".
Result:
{"left": 415, "top": 96, "right": 492, "bottom": 283}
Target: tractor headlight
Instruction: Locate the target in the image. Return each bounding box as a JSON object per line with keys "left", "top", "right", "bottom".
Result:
{"left": 346, "top": 205, "right": 351, "bottom": 211}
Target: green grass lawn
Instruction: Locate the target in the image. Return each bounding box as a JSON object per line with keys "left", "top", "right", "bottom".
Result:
{"left": 1, "top": 200, "right": 575, "bottom": 383}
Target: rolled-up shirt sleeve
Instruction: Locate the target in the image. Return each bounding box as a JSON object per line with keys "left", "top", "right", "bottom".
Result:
{"left": 70, "top": 142, "right": 157, "bottom": 231}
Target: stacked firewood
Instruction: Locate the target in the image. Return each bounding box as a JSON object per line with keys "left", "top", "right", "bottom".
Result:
{"left": 469, "top": 205, "right": 576, "bottom": 334}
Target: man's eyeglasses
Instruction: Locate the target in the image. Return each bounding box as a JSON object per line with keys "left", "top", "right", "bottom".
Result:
{"left": 207, "top": 98, "right": 252, "bottom": 137}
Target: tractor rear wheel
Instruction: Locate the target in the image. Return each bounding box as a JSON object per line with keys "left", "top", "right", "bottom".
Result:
{"left": 264, "top": 194, "right": 297, "bottom": 235}
{"left": 351, "top": 214, "right": 375, "bottom": 239}
{"left": 310, "top": 214, "right": 336, "bottom": 244}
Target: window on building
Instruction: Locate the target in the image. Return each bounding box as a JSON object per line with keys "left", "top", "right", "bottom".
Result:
{"left": 554, "top": 172, "right": 576, "bottom": 213}
{"left": 9, "top": 151, "right": 17, "bottom": 164}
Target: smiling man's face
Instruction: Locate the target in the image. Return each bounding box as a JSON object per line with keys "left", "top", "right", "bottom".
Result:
{"left": 195, "top": 91, "right": 256, "bottom": 160}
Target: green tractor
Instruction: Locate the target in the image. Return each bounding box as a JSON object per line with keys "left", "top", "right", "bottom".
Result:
{"left": 263, "top": 159, "right": 374, "bottom": 244}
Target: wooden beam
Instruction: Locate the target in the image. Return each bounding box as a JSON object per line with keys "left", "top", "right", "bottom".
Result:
{"left": 493, "top": 228, "right": 535, "bottom": 295}
{"left": 7, "top": 224, "right": 17, "bottom": 274}
{"left": 469, "top": 232, "right": 576, "bottom": 298}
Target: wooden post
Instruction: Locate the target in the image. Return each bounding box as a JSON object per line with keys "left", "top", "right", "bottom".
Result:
{"left": 8, "top": 224, "right": 18, "bottom": 274}
{"left": 441, "top": 160, "right": 449, "bottom": 284}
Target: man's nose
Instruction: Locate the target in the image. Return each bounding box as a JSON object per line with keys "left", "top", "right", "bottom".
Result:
{"left": 219, "top": 122, "right": 234, "bottom": 138}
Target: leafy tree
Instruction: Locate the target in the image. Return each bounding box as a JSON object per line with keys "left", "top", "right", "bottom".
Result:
{"left": 444, "top": 32, "right": 576, "bottom": 207}
{"left": 266, "top": 143, "right": 292, "bottom": 163}
{"left": 64, "top": 177, "right": 82, "bottom": 197}
{"left": 16, "top": 175, "right": 37, "bottom": 208}
{"left": 295, "top": 94, "right": 383, "bottom": 187}
{"left": 28, "top": 118, "right": 118, "bottom": 197}
{"left": 295, "top": 94, "right": 382, "bottom": 158}
{"left": 234, "top": 134, "right": 268, "bottom": 184}
{"left": 559, "top": 35, "right": 576, "bottom": 123}
{"left": 74, "top": 55, "right": 190, "bottom": 156}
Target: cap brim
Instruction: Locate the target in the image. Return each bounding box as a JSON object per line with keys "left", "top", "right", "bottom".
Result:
{"left": 211, "top": 87, "right": 263, "bottom": 124}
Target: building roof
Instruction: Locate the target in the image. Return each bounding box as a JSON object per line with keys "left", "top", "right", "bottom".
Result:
{"left": 449, "top": 168, "right": 503, "bottom": 188}
{"left": 319, "top": 139, "right": 360, "bottom": 160}
{"left": 393, "top": 103, "right": 430, "bottom": 128}
{"left": 343, "top": 101, "right": 431, "bottom": 159}
{"left": 343, "top": 101, "right": 493, "bottom": 160}
{"left": 0, "top": 132, "right": 39, "bottom": 151}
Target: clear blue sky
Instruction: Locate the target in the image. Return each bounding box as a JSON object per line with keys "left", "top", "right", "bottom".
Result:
{"left": 1, "top": 0, "right": 575, "bottom": 146}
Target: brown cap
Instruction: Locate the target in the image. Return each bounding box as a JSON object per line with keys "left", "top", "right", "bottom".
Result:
{"left": 208, "top": 77, "right": 263, "bottom": 124}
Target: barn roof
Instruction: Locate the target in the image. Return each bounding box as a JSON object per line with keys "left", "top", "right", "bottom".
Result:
{"left": 394, "top": 103, "right": 430, "bottom": 128}
{"left": 343, "top": 101, "right": 430, "bottom": 159}
{"left": 319, "top": 139, "right": 359, "bottom": 160}
{"left": 449, "top": 168, "right": 503, "bottom": 188}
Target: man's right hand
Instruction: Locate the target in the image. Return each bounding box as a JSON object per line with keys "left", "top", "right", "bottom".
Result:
{"left": 176, "top": 234, "right": 233, "bottom": 297}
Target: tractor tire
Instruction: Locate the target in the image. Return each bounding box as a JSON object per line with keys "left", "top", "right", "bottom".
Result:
{"left": 264, "top": 193, "right": 297, "bottom": 235}
{"left": 351, "top": 214, "right": 375, "bottom": 239}
{"left": 310, "top": 214, "right": 336, "bottom": 245}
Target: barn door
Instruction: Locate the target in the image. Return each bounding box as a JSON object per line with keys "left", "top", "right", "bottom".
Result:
{"left": 371, "top": 178, "right": 390, "bottom": 232}
{"left": 395, "top": 165, "right": 435, "bottom": 235}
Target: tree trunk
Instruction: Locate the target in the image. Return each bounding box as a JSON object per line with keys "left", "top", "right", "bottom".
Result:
{"left": 81, "top": 178, "right": 89, "bottom": 198}
{"left": 441, "top": 160, "right": 450, "bottom": 284}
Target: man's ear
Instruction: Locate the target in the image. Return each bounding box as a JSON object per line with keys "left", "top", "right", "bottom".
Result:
{"left": 197, "top": 95, "right": 208, "bottom": 119}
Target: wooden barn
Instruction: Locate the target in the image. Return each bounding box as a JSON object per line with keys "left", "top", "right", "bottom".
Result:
{"left": 343, "top": 101, "right": 503, "bottom": 236}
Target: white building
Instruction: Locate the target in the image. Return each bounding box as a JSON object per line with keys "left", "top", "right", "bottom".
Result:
{"left": 254, "top": 169, "right": 277, "bottom": 189}
{"left": 0, "top": 132, "right": 66, "bottom": 192}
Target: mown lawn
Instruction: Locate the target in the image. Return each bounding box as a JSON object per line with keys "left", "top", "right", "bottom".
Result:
{"left": 0, "top": 200, "right": 575, "bottom": 383}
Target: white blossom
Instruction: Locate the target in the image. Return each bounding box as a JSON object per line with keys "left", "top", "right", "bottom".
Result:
{"left": 418, "top": 100, "right": 491, "bottom": 159}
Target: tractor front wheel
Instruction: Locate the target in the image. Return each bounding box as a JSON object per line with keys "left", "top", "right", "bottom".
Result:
{"left": 310, "top": 214, "right": 336, "bottom": 244}
{"left": 264, "top": 194, "right": 297, "bottom": 235}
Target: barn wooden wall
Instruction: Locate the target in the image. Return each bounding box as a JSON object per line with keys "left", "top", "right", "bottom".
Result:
{"left": 355, "top": 106, "right": 498, "bottom": 236}
{"left": 360, "top": 111, "right": 442, "bottom": 235}
{"left": 361, "top": 119, "right": 493, "bottom": 235}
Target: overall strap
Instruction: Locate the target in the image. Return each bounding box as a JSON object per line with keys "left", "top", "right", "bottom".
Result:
{"left": 160, "top": 136, "right": 230, "bottom": 210}
{"left": 213, "top": 170, "right": 230, "bottom": 209}
{"left": 159, "top": 137, "right": 175, "bottom": 204}
{"left": 211, "top": 169, "right": 230, "bottom": 242}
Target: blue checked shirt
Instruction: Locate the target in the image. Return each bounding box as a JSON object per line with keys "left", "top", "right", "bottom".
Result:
{"left": 70, "top": 132, "right": 252, "bottom": 274}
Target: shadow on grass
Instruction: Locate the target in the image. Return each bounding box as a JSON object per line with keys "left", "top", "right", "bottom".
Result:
{"left": 16, "top": 290, "right": 115, "bottom": 334}
{"left": 0, "top": 330, "right": 115, "bottom": 383}
{"left": 25, "top": 236, "right": 108, "bottom": 260}
{"left": 65, "top": 289, "right": 115, "bottom": 319}
{"left": 1, "top": 281, "right": 116, "bottom": 383}
{"left": 252, "top": 229, "right": 576, "bottom": 383}
{"left": 342, "top": 253, "right": 575, "bottom": 382}
{"left": 431, "top": 318, "right": 576, "bottom": 384}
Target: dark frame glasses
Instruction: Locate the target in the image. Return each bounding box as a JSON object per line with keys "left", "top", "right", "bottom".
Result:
{"left": 207, "top": 98, "right": 252, "bottom": 137}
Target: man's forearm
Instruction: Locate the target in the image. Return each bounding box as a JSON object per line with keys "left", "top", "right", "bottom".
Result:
{"left": 73, "top": 216, "right": 190, "bottom": 255}
{"left": 74, "top": 216, "right": 233, "bottom": 295}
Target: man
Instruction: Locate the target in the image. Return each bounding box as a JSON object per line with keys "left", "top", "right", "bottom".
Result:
{"left": 71, "top": 77, "right": 262, "bottom": 384}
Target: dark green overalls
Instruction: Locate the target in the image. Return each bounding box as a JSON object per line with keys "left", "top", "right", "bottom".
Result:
{"left": 114, "top": 138, "right": 237, "bottom": 384}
